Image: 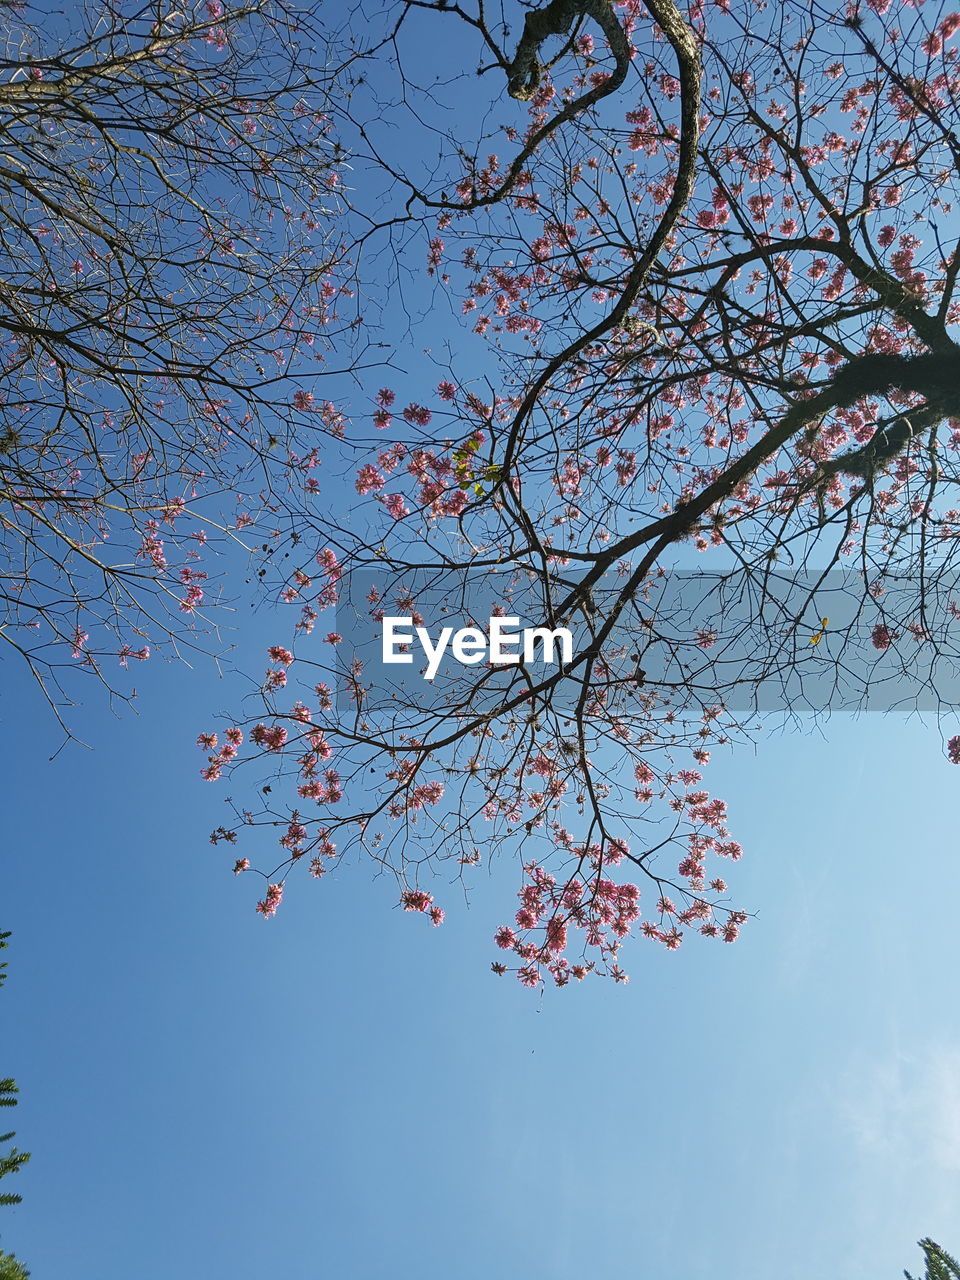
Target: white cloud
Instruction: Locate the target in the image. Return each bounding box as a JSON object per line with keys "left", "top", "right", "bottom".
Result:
{"left": 842, "top": 1042, "right": 960, "bottom": 1173}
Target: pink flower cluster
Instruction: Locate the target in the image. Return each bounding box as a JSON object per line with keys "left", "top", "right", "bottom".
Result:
{"left": 401, "top": 889, "right": 445, "bottom": 926}
{"left": 198, "top": 726, "right": 244, "bottom": 780}
{"left": 257, "top": 883, "right": 284, "bottom": 918}
{"left": 871, "top": 624, "right": 895, "bottom": 651}
{"left": 492, "top": 855, "right": 643, "bottom": 988}
{"left": 250, "top": 723, "right": 287, "bottom": 752}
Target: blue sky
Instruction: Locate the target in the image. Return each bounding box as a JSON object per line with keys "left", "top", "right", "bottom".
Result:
{"left": 2, "top": 650, "right": 959, "bottom": 1276}
{"left": 3, "top": 4, "right": 960, "bottom": 1277}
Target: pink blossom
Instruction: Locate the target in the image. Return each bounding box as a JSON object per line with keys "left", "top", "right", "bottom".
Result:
{"left": 545, "top": 917, "right": 568, "bottom": 953}
{"left": 403, "top": 403, "right": 432, "bottom": 427}
{"left": 356, "top": 464, "right": 385, "bottom": 494}
{"left": 871, "top": 624, "right": 895, "bottom": 651}
{"left": 316, "top": 548, "right": 340, "bottom": 576}
{"left": 250, "top": 723, "right": 288, "bottom": 751}
{"left": 401, "top": 888, "right": 434, "bottom": 913}
{"left": 383, "top": 493, "right": 409, "bottom": 519}
{"left": 257, "top": 883, "right": 284, "bottom": 918}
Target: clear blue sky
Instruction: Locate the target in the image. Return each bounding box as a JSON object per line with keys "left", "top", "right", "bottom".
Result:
{"left": 2, "top": 5, "right": 960, "bottom": 1276}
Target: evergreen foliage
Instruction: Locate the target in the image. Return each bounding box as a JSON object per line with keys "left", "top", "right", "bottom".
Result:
{"left": 905, "top": 1239, "right": 960, "bottom": 1280}
{"left": 0, "top": 1250, "right": 28, "bottom": 1280}
{"left": 0, "top": 934, "right": 29, "bottom": 1277}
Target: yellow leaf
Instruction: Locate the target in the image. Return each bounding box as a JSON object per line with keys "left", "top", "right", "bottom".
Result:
{"left": 810, "top": 633, "right": 822, "bottom": 645}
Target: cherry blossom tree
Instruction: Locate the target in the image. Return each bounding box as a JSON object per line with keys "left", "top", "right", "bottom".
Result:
{"left": 189, "top": 0, "right": 960, "bottom": 984}
{"left": 0, "top": 0, "right": 368, "bottom": 729}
